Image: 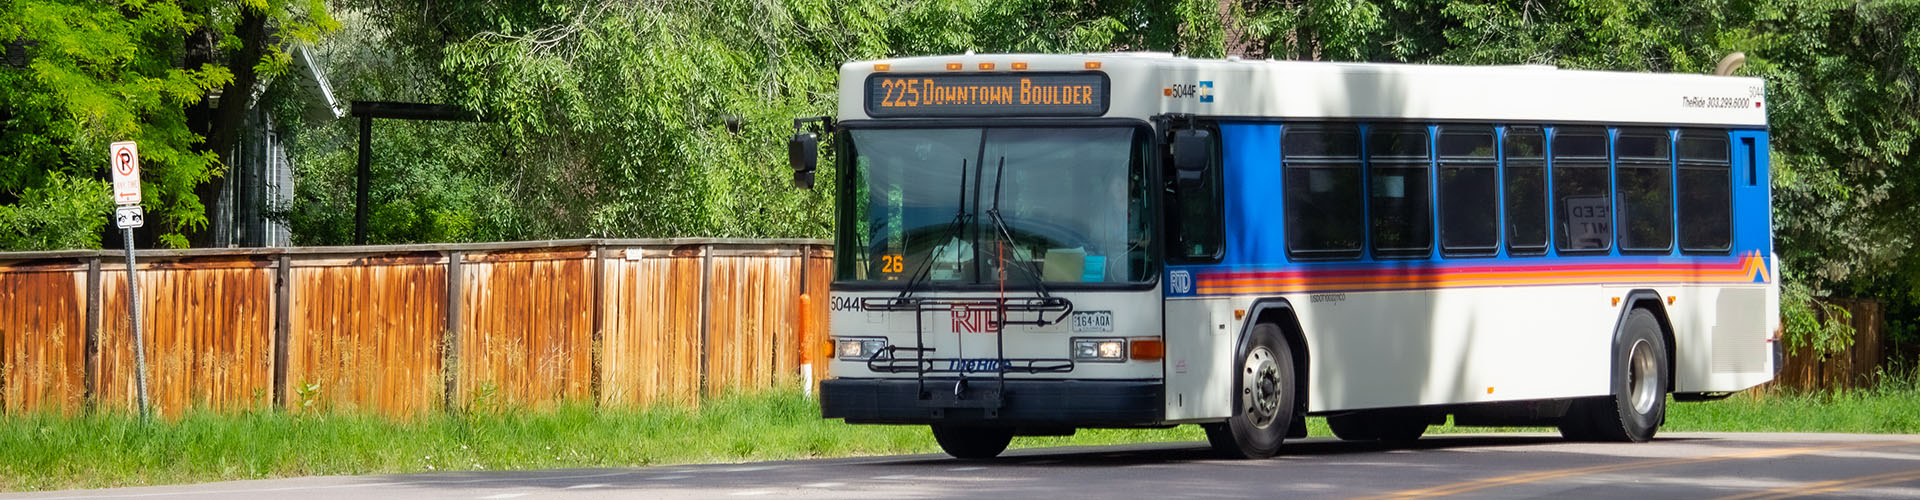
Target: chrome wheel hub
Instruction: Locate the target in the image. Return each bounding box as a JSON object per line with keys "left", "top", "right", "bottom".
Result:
{"left": 1628, "top": 339, "right": 1659, "bottom": 415}
{"left": 1241, "top": 346, "right": 1283, "bottom": 428}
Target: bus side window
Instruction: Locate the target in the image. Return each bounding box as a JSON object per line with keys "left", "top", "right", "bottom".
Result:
{"left": 1284, "top": 124, "right": 1365, "bottom": 260}
{"left": 1439, "top": 126, "right": 1499, "bottom": 257}
{"left": 1367, "top": 126, "right": 1434, "bottom": 259}
{"left": 1678, "top": 131, "right": 1732, "bottom": 253}
{"left": 1168, "top": 126, "right": 1223, "bottom": 262}
{"left": 1616, "top": 129, "right": 1674, "bottom": 253}
{"left": 1552, "top": 127, "right": 1612, "bottom": 253}
{"left": 1504, "top": 127, "right": 1548, "bottom": 256}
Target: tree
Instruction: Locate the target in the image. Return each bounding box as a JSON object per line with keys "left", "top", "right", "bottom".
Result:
{"left": 0, "top": 0, "right": 334, "bottom": 249}
{"left": 274, "top": 0, "right": 1228, "bottom": 244}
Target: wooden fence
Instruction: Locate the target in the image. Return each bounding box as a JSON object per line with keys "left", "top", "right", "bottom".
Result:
{"left": 0, "top": 239, "right": 831, "bottom": 417}
{"left": 1772, "top": 298, "right": 1890, "bottom": 391}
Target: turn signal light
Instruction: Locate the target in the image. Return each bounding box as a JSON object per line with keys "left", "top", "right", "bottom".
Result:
{"left": 1130, "top": 339, "right": 1165, "bottom": 361}
{"left": 834, "top": 337, "right": 889, "bottom": 360}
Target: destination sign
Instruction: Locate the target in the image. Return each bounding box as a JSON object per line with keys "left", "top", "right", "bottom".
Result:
{"left": 865, "top": 73, "right": 1109, "bottom": 118}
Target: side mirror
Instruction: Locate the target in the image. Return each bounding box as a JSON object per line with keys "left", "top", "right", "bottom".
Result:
{"left": 1172, "top": 128, "right": 1212, "bottom": 188}
{"left": 788, "top": 132, "right": 819, "bottom": 189}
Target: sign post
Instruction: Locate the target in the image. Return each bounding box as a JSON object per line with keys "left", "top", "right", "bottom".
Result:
{"left": 110, "top": 141, "right": 150, "bottom": 418}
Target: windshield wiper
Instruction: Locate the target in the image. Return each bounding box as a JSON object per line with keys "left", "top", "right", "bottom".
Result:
{"left": 984, "top": 157, "right": 1066, "bottom": 323}
{"left": 896, "top": 159, "right": 971, "bottom": 299}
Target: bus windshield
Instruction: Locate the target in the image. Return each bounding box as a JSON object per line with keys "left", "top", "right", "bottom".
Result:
{"left": 837, "top": 126, "right": 1152, "bottom": 285}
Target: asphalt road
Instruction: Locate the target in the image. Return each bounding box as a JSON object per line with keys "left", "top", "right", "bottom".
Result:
{"left": 8, "top": 433, "right": 1920, "bottom": 499}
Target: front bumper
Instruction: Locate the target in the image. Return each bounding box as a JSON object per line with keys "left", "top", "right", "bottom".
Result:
{"left": 820, "top": 378, "right": 1163, "bottom": 426}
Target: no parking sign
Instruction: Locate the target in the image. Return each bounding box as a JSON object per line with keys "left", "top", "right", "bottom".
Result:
{"left": 109, "top": 141, "right": 144, "bottom": 229}
{"left": 110, "top": 141, "right": 141, "bottom": 205}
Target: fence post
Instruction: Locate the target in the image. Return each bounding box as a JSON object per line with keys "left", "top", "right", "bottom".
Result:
{"left": 698, "top": 244, "right": 713, "bottom": 398}
{"left": 272, "top": 254, "right": 291, "bottom": 409}
{"left": 797, "top": 244, "right": 811, "bottom": 396}
{"left": 444, "top": 250, "right": 463, "bottom": 411}
{"left": 84, "top": 256, "right": 101, "bottom": 410}
{"left": 590, "top": 243, "right": 605, "bottom": 405}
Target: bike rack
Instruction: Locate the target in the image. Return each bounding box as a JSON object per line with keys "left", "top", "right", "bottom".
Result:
{"left": 858, "top": 296, "right": 1074, "bottom": 412}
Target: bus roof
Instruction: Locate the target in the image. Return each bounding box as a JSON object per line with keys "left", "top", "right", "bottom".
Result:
{"left": 837, "top": 53, "right": 1768, "bottom": 127}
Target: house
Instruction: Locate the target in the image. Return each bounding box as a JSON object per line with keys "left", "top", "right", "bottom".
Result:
{"left": 208, "top": 45, "right": 343, "bottom": 247}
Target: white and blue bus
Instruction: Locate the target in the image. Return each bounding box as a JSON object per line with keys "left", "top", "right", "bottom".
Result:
{"left": 789, "top": 53, "right": 1779, "bottom": 459}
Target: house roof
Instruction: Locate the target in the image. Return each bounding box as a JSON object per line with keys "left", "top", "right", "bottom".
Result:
{"left": 286, "top": 45, "right": 345, "bottom": 121}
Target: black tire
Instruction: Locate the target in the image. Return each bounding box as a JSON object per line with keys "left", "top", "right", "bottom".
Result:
{"left": 1328, "top": 411, "right": 1427, "bottom": 442}
{"left": 1374, "top": 415, "right": 1428, "bottom": 442}
{"left": 1558, "top": 398, "right": 1600, "bottom": 441}
{"left": 1206, "top": 324, "right": 1295, "bottom": 459}
{"left": 1327, "top": 413, "right": 1378, "bottom": 441}
{"left": 1562, "top": 309, "right": 1668, "bottom": 442}
{"left": 931, "top": 425, "right": 1014, "bottom": 459}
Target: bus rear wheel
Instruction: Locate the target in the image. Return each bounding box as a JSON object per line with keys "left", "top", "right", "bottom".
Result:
{"left": 1561, "top": 308, "right": 1668, "bottom": 443}
{"left": 1206, "top": 324, "right": 1295, "bottom": 459}
{"left": 931, "top": 425, "right": 1014, "bottom": 459}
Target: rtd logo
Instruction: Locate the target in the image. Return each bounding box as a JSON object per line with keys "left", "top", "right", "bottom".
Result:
{"left": 950, "top": 305, "right": 1001, "bottom": 334}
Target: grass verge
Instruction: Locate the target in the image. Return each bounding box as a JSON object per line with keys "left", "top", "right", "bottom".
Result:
{"left": 3, "top": 375, "right": 1916, "bottom": 492}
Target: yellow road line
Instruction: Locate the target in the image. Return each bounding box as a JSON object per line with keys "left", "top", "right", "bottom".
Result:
{"left": 1350, "top": 440, "right": 1916, "bottom": 500}
{"left": 1713, "top": 468, "right": 1920, "bottom": 500}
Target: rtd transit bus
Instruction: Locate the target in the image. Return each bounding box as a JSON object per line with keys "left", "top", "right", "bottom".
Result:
{"left": 785, "top": 53, "right": 1780, "bottom": 459}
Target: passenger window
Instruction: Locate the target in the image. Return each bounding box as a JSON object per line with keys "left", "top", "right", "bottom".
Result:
{"left": 1367, "top": 126, "right": 1433, "bottom": 258}
{"left": 1553, "top": 128, "right": 1612, "bottom": 253}
{"left": 1678, "top": 131, "right": 1732, "bottom": 253}
{"left": 1438, "top": 127, "right": 1498, "bottom": 256}
{"left": 1168, "top": 126, "right": 1223, "bottom": 262}
{"left": 1616, "top": 129, "right": 1674, "bottom": 252}
{"left": 1504, "top": 127, "right": 1548, "bottom": 255}
{"left": 1284, "top": 125, "right": 1364, "bottom": 260}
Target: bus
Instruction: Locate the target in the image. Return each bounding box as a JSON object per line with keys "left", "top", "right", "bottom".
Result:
{"left": 788, "top": 53, "right": 1779, "bottom": 459}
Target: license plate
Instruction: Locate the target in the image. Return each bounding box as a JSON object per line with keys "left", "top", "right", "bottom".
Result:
{"left": 1071, "top": 310, "right": 1114, "bottom": 333}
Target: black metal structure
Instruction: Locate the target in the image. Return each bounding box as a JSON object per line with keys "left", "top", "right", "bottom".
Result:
{"left": 349, "top": 101, "right": 484, "bottom": 244}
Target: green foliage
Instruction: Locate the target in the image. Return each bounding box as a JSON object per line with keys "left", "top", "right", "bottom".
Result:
{"left": 0, "top": 0, "right": 226, "bottom": 248}
{"left": 0, "top": 392, "right": 915, "bottom": 490}
{"left": 0, "top": 0, "right": 337, "bottom": 249}
{"left": 6, "top": 385, "right": 1920, "bottom": 491}
{"left": 0, "top": 172, "right": 110, "bottom": 250}
{"left": 1781, "top": 278, "right": 1856, "bottom": 356}
{"left": 1664, "top": 371, "right": 1920, "bottom": 434}
{"left": 1759, "top": 0, "right": 1920, "bottom": 295}
{"left": 282, "top": 0, "right": 1228, "bottom": 244}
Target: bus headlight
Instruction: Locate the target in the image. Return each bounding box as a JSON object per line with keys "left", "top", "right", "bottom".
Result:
{"left": 835, "top": 337, "right": 889, "bottom": 360}
{"left": 1073, "top": 338, "right": 1126, "bottom": 362}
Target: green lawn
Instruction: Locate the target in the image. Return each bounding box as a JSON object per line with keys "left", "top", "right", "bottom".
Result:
{"left": 4, "top": 377, "right": 1916, "bottom": 492}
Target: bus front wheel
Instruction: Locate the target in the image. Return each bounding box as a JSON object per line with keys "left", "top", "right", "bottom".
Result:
{"left": 931, "top": 425, "right": 1014, "bottom": 459}
{"left": 1561, "top": 308, "right": 1668, "bottom": 442}
{"left": 1205, "top": 324, "right": 1296, "bottom": 459}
